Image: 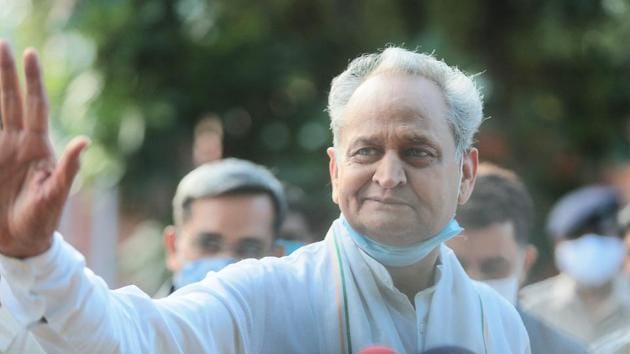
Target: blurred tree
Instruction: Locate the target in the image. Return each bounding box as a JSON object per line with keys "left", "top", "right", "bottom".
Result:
{"left": 4, "top": 0, "right": 629, "bottom": 278}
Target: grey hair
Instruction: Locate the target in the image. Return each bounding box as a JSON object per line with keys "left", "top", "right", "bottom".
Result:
{"left": 172, "top": 158, "right": 287, "bottom": 232}
{"left": 328, "top": 46, "right": 483, "bottom": 159}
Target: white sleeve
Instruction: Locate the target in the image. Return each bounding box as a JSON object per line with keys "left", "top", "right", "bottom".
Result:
{"left": 0, "top": 233, "right": 246, "bottom": 354}
{"left": 0, "top": 304, "right": 45, "bottom": 354}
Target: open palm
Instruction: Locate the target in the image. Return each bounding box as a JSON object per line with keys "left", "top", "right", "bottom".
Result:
{"left": 0, "top": 41, "right": 88, "bottom": 258}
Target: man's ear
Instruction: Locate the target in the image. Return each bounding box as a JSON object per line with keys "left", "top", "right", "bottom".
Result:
{"left": 163, "top": 225, "right": 180, "bottom": 272}
{"left": 458, "top": 148, "right": 479, "bottom": 205}
{"left": 522, "top": 245, "right": 538, "bottom": 280}
{"left": 327, "top": 147, "right": 340, "bottom": 205}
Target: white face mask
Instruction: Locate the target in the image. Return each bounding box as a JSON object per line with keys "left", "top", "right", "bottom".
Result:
{"left": 481, "top": 252, "right": 523, "bottom": 306}
{"left": 341, "top": 215, "right": 463, "bottom": 267}
{"left": 555, "top": 234, "right": 626, "bottom": 288}
{"left": 483, "top": 276, "right": 520, "bottom": 305}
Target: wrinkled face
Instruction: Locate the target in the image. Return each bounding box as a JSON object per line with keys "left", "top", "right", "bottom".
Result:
{"left": 447, "top": 222, "right": 524, "bottom": 281}
{"left": 327, "top": 73, "right": 477, "bottom": 246}
{"left": 167, "top": 194, "right": 275, "bottom": 272}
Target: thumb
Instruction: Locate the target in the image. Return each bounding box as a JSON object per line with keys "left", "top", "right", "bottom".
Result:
{"left": 53, "top": 137, "right": 90, "bottom": 195}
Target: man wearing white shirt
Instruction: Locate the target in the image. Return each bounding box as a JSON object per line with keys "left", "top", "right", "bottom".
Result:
{"left": 0, "top": 41, "right": 530, "bottom": 353}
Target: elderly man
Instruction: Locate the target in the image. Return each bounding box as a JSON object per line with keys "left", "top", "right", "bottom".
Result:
{"left": 447, "top": 163, "right": 587, "bottom": 354}
{"left": 0, "top": 42, "right": 529, "bottom": 353}
{"left": 157, "top": 158, "right": 286, "bottom": 295}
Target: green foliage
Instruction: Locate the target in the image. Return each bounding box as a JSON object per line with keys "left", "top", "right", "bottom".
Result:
{"left": 4, "top": 0, "right": 630, "bottom": 274}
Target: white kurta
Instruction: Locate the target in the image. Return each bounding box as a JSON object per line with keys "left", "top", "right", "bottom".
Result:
{"left": 0, "top": 218, "right": 530, "bottom": 354}
{"left": 0, "top": 302, "right": 45, "bottom": 354}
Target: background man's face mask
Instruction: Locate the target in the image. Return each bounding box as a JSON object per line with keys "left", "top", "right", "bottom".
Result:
{"left": 481, "top": 252, "right": 524, "bottom": 305}
{"left": 173, "top": 257, "right": 235, "bottom": 290}
{"left": 275, "top": 239, "right": 305, "bottom": 256}
{"left": 555, "top": 233, "right": 626, "bottom": 288}
{"left": 483, "top": 276, "right": 519, "bottom": 305}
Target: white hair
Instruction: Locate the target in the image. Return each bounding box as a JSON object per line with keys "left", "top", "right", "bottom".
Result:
{"left": 172, "top": 158, "right": 286, "bottom": 231}
{"left": 327, "top": 46, "right": 483, "bottom": 158}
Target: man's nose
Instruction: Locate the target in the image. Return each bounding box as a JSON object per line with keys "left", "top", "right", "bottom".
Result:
{"left": 372, "top": 151, "right": 407, "bottom": 189}
{"left": 212, "top": 249, "right": 238, "bottom": 260}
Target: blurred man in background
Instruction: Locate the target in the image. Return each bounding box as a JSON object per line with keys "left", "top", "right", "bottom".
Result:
{"left": 447, "top": 163, "right": 587, "bottom": 354}
{"left": 156, "top": 158, "right": 286, "bottom": 296}
{"left": 118, "top": 113, "right": 226, "bottom": 293}
{"left": 588, "top": 201, "right": 630, "bottom": 353}
{"left": 275, "top": 183, "right": 317, "bottom": 255}
{"left": 520, "top": 185, "right": 630, "bottom": 346}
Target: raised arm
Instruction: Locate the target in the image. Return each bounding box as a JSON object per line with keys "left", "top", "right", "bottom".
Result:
{"left": 0, "top": 41, "right": 254, "bottom": 353}
{"left": 0, "top": 40, "right": 88, "bottom": 258}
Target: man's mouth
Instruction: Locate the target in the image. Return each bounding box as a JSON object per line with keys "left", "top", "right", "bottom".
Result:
{"left": 364, "top": 197, "right": 409, "bottom": 206}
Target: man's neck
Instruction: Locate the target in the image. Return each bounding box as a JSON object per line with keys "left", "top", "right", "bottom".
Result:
{"left": 386, "top": 248, "right": 440, "bottom": 302}
{"left": 577, "top": 280, "right": 613, "bottom": 303}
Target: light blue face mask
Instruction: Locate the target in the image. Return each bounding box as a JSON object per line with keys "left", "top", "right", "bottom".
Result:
{"left": 340, "top": 215, "right": 463, "bottom": 267}
{"left": 275, "top": 239, "right": 306, "bottom": 255}
{"left": 173, "top": 257, "right": 236, "bottom": 290}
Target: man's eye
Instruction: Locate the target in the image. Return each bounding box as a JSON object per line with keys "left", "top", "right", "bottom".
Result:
{"left": 404, "top": 148, "right": 431, "bottom": 158}
{"left": 194, "top": 233, "right": 223, "bottom": 254}
{"left": 356, "top": 147, "right": 378, "bottom": 156}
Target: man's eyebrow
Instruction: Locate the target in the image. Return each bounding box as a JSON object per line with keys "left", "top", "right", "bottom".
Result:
{"left": 193, "top": 232, "right": 223, "bottom": 247}
{"left": 345, "top": 133, "right": 440, "bottom": 151}
{"left": 195, "top": 232, "right": 222, "bottom": 239}
{"left": 398, "top": 131, "right": 439, "bottom": 145}
{"left": 345, "top": 137, "right": 381, "bottom": 151}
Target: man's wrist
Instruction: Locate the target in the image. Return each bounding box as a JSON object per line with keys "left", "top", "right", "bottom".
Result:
{"left": 0, "top": 236, "right": 54, "bottom": 259}
{"left": 0, "top": 233, "right": 59, "bottom": 271}
{"left": 0, "top": 233, "right": 63, "bottom": 328}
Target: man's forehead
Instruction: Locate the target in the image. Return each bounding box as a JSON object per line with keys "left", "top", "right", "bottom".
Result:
{"left": 456, "top": 223, "right": 519, "bottom": 248}
{"left": 193, "top": 192, "right": 274, "bottom": 205}
{"left": 344, "top": 74, "right": 447, "bottom": 115}
{"left": 187, "top": 194, "right": 275, "bottom": 220}
{"left": 336, "top": 75, "right": 453, "bottom": 146}
{"left": 336, "top": 118, "right": 454, "bottom": 155}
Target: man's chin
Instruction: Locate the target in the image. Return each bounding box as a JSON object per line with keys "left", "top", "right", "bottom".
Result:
{"left": 359, "top": 218, "right": 428, "bottom": 247}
